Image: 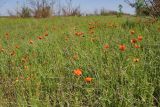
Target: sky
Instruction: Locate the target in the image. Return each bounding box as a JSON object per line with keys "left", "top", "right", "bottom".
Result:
{"left": 0, "top": 0, "right": 135, "bottom": 16}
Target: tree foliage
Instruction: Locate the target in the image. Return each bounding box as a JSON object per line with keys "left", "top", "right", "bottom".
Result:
{"left": 125, "top": 0, "right": 160, "bottom": 17}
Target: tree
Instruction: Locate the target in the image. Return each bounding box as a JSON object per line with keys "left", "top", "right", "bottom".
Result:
{"left": 118, "top": 4, "right": 123, "bottom": 17}
{"left": 29, "top": 0, "right": 56, "bottom": 18}
{"left": 125, "top": 0, "right": 145, "bottom": 15}
{"left": 125, "top": 0, "right": 160, "bottom": 17}
{"left": 144, "top": 0, "right": 160, "bottom": 16}
{"left": 61, "top": 0, "right": 81, "bottom": 16}
{"left": 18, "top": 7, "right": 32, "bottom": 18}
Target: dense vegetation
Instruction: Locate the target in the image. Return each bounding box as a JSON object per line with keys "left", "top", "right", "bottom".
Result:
{"left": 0, "top": 16, "right": 160, "bottom": 106}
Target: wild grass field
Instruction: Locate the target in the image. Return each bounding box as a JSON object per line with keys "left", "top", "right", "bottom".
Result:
{"left": 0, "top": 16, "right": 160, "bottom": 107}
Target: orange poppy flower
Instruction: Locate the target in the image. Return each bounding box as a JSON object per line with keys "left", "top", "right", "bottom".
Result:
{"left": 138, "top": 35, "right": 143, "bottom": 41}
{"left": 85, "top": 77, "right": 92, "bottom": 82}
{"left": 119, "top": 44, "right": 126, "bottom": 51}
{"left": 131, "top": 39, "right": 137, "bottom": 44}
{"left": 75, "top": 32, "right": 79, "bottom": 36}
{"left": 75, "top": 32, "right": 84, "bottom": 36}
{"left": 74, "top": 69, "right": 82, "bottom": 76}
{"left": 135, "top": 44, "right": 140, "bottom": 48}
{"left": 104, "top": 44, "right": 109, "bottom": 49}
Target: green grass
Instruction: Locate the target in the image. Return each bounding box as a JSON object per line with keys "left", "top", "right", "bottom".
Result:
{"left": 0, "top": 16, "right": 160, "bottom": 107}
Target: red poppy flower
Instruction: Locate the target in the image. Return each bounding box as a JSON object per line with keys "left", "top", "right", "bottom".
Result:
{"left": 135, "top": 44, "right": 140, "bottom": 48}
{"left": 119, "top": 44, "right": 126, "bottom": 51}
{"left": 75, "top": 32, "right": 84, "bottom": 36}
{"left": 104, "top": 44, "right": 109, "bottom": 49}
{"left": 138, "top": 35, "right": 143, "bottom": 41}
{"left": 131, "top": 39, "right": 137, "bottom": 44}
{"left": 85, "top": 77, "right": 92, "bottom": 82}
{"left": 74, "top": 69, "right": 82, "bottom": 76}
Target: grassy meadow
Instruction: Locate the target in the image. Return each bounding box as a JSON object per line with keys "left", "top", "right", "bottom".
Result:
{"left": 0, "top": 16, "right": 160, "bottom": 107}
